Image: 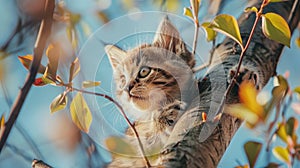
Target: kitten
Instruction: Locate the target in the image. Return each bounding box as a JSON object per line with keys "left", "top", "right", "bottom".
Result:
{"left": 105, "top": 17, "right": 198, "bottom": 167}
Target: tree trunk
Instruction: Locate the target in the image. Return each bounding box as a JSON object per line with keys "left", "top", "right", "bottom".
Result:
{"left": 160, "top": 1, "right": 300, "bottom": 167}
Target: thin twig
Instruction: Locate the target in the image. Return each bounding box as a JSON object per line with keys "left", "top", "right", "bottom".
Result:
{"left": 0, "top": 0, "right": 55, "bottom": 153}
{"left": 6, "top": 143, "right": 32, "bottom": 162}
{"left": 72, "top": 87, "right": 151, "bottom": 168}
{"left": 266, "top": 127, "right": 278, "bottom": 152}
{"left": 266, "top": 103, "right": 281, "bottom": 151}
{"left": 192, "top": 21, "right": 199, "bottom": 58}
{"left": 193, "top": 39, "right": 216, "bottom": 72}
{"left": 32, "top": 159, "right": 53, "bottom": 168}
{"left": 266, "top": 93, "right": 293, "bottom": 151}
{"left": 288, "top": 0, "right": 299, "bottom": 23}
{"left": 267, "top": 103, "right": 281, "bottom": 135}
{"left": 214, "top": 0, "right": 266, "bottom": 118}
{"left": 281, "top": 93, "right": 293, "bottom": 121}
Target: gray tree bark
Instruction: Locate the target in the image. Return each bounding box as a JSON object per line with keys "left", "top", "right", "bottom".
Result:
{"left": 160, "top": 1, "right": 300, "bottom": 167}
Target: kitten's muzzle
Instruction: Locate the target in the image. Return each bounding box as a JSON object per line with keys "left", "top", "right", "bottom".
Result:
{"left": 125, "top": 81, "right": 135, "bottom": 92}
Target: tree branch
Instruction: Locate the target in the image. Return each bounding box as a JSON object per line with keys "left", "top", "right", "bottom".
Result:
{"left": 0, "top": 0, "right": 55, "bottom": 153}
{"left": 160, "top": 0, "right": 300, "bottom": 167}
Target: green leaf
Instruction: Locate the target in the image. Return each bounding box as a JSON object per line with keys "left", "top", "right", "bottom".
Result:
{"left": 42, "top": 66, "right": 56, "bottom": 85}
{"left": 244, "top": 6, "right": 258, "bottom": 13}
{"left": 209, "top": 14, "right": 243, "bottom": 48}
{"left": 69, "top": 57, "right": 80, "bottom": 82}
{"left": 244, "top": 141, "right": 262, "bottom": 168}
{"left": 70, "top": 92, "right": 92, "bottom": 133}
{"left": 265, "top": 75, "right": 289, "bottom": 114}
{"left": 82, "top": 81, "right": 101, "bottom": 88}
{"left": 262, "top": 13, "right": 291, "bottom": 47}
{"left": 50, "top": 92, "right": 68, "bottom": 114}
{"left": 286, "top": 117, "right": 296, "bottom": 136}
{"left": 272, "top": 146, "right": 290, "bottom": 165}
{"left": 105, "top": 136, "right": 136, "bottom": 157}
{"left": 201, "top": 22, "right": 217, "bottom": 42}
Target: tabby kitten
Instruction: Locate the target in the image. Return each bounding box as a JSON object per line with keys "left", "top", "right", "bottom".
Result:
{"left": 105, "top": 17, "right": 198, "bottom": 167}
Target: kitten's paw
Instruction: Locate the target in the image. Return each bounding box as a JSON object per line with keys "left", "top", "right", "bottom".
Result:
{"left": 228, "top": 65, "right": 260, "bottom": 90}
{"left": 160, "top": 100, "right": 186, "bottom": 127}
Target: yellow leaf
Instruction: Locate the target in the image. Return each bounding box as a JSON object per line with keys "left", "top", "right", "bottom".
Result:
{"left": 46, "top": 43, "right": 60, "bottom": 78}
{"left": 70, "top": 13, "right": 81, "bottom": 25}
{"left": 262, "top": 13, "right": 291, "bottom": 47}
{"left": 69, "top": 57, "right": 80, "bottom": 82}
{"left": 80, "top": 21, "right": 91, "bottom": 37}
{"left": 277, "top": 123, "right": 288, "bottom": 143}
{"left": 268, "top": 0, "right": 288, "bottom": 2}
{"left": 66, "top": 26, "right": 74, "bottom": 43}
{"left": 183, "top": 7, "right": 193, "bottom": 20}
{"left": 272, "top": 146, "right": 290, "bottom": 165}
{"left": 70, "top": 93, "right": 92, "bottom": 133}
{"left": 0, "top": 61, "right": 6, "bottom": 80}
{"left": 239, "top": 82, "right": 264, "bottom": 118}
{"left": 97, "top": 11, "right": 109, "bottom": 24}
{"left": 0, "top": 114, "right": 5, "bottom": 129}
{"left": 209, "top": 14, "right": 243, "bottom": 48}
{"left": 105, "top": 136, "right": 136, "bottom": 157}
{"left": 227, "top": 104, "right": 260, "bottom": 128}
{"left": 18, "top": 55, "right": 32, "bottom": 70}
{"left": 296, "top": 37, "right": 300, "bottom": 48}
{"left": 244, "top": 6, "right": 258, "bottom": 13}
{"left": 82, "top": 81, "right": 101, "bottom": 88}
{"left": 165, "top": 0, "right": 179, "bottom": 12}
{"left": 235, "top": 165, "right": 249, "bottom": 168}
{"left": 201, "top": 22, "right": 217, "bottom": 42}
{"left": 18, "top": 55, "right": 46, "bottom": 74}
{"left": 50, "top": 92, "right": 68, "bottom": 114}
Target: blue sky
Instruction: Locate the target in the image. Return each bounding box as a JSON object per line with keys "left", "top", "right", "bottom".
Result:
{"left": 0, "top": 0, "right": 299, "bottom": 167}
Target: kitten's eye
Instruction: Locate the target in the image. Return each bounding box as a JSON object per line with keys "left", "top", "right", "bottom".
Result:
{"left": 138, "top": 66, "right": 151, "bottom": 78}
{"left": 167, "top": 119, "right": 174, "bottom": 126}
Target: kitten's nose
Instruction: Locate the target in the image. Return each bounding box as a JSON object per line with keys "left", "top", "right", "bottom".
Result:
{"left": 126, "top": 81, "right": 135, "bottom": 92}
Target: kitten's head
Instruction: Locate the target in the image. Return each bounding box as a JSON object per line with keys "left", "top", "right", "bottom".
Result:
{"left": 105, "top": 17, "right": 195, "bottom": 119}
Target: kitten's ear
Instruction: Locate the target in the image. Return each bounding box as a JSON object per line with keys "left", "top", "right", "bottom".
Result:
{"left": 105, "top": 45, "right": 127, "bottom": 69}
{"left": 153, "top": 16, "right": 195, "bottom": 68}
